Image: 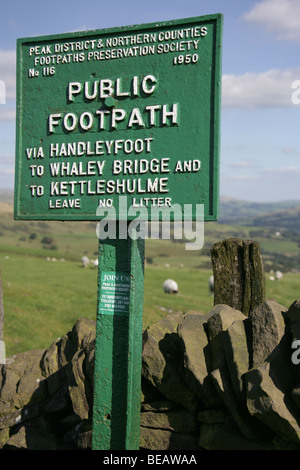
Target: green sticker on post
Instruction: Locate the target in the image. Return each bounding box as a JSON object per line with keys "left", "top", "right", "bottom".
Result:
{"left": 99, "top": 271, "right": 130, "bottom": 316}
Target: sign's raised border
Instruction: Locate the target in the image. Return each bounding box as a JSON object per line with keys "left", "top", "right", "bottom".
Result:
{"left": 14, "top": 14, "right": 223, "bottom": 222}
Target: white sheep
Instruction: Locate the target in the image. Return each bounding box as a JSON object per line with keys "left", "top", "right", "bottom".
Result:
{"left": 275, "top": 270, "right": 283, "bottom": 281}
{"left": 163, "top": 279, "right": 178, "bottom": 294}
{"left": 81, "top": 256, "right": 89, "bottom": 268}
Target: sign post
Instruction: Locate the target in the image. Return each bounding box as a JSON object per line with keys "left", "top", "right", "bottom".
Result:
{"left": 92, "top": 224, "right": 145, "bottom": 449}
{"left": 14, "top": 14, "right": 223, "bottom": 449}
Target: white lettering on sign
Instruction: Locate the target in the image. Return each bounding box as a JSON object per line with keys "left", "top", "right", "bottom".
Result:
{"left": 26, "top": 147, "right": 44, "bottom": 159}
{"left": 67, "top": 75, "right": 157, "bottom": 101}
{"left": 112, "top": 158, "right": 170, "bottom": 175}
{"left": 48, "top": 104, "right": 179, "bottom": 133}
{"left": 27, "top": 25, "right": 208, "bottom": 75}
{"left": 105, "top": 34, "right": 157, "bottom": 47}
{"left": 23, "top": 23, "right": 209, "bottom": 210}
{"left": 49, "top": 198, "right": 81, "bottom": 209}
{"left": 49, "top": 160, "right": 106, "bottom": 177}
{"left": 48, "top": 74, "right": 179, "bottom": 134}
{"left": 49, "top": 137, "right": 153, "bottom": 157}
{"left": 157, "top": 26, "right": 206, "bottom": 40}
{"left": 49, "top": 177, "right": 169, "bottom": 196}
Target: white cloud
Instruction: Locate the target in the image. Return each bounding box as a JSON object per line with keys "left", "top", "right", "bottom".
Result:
{"left": 229, "top": 160, "right": 257, "bottom": 169}
{"left": 243, "top": 0, "right": 300, "bottom": 42}
{"left": 0, "top": 49, "right": 16, "bottom": 101}
{"left": 222, "top": 68, "right": 300, "bottom": 108}
{"left": 0, "top": 108, "right": 16, "bottom": 121}
{"left": 265, "top": 166, "right": 300, "bottom": 173}
{"left": 222, "top": 174, "right": 260, "bottom": 181}
{"left": 280, "top": 146, "right": 300, "bottom": 154}
{"left": 69, "top": 25, "right": 88, "bottom": 33}
{"left": 1, "top": 168, "right": 14, "bottom": 175}
{"left": 0, "top": 154, "right": 14, "bottom": 163}
{"left": 220, "top": 167, "right": 300, "bottom": 201}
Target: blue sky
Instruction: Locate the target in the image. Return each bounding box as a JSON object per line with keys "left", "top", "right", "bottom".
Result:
{"left": 1, "top": 0, "right": 300, "bottom": 202}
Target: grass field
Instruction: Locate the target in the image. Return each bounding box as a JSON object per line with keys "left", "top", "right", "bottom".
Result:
{"left": 0, "top": 248, "right": 215, "bottom": 356}
{"left": 1, "top": 245, "right": 299, "bottom": 357}
{"left": 0, "top": 201, "right": 299, "bottom": 356}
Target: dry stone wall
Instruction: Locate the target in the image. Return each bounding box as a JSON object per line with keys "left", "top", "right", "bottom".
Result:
{"left": 1, "top": 298, "right": 300, "bottom": 450}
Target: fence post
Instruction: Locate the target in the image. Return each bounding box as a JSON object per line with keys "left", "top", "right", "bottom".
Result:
{"left": 92, "top": 222, "right": 145, "bottom": 449}
{"left": 210, "top": 238, "right": 265, "bottom": 316}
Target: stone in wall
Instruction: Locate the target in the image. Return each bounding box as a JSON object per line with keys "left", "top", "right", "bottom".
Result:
{"left": 141, "top": 311, "right": 198, "bottom": 411}
{"left": 177, "top": 310, "right": 221, "bottom": 408}
{"left": 249, "top": 300, "right": 287, "bottom": 368}
{"left": 222, "top": 317, "right": 251, "bottom": 402}
{"left": 0, "top": 318, "right": 95, "bottom": 450}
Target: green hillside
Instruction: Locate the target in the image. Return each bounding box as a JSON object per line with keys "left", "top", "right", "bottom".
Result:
{"left": 253, "top": 206, "right": 300, "bottom": 232}
{"left": 0, "top": 192, "right": 299, "bottom": 355}
{"left": 220, "top": 197, "right": 300, "bottom": 227}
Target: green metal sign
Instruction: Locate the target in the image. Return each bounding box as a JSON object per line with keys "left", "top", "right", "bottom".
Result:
{"left": 14, "top": 14, "right": 222, "bottom": 221}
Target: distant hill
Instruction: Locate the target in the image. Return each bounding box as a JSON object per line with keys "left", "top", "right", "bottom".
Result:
{"left": 1, "top": 189, "right": 299, "bottom": 231}
{"left": 253, "top": 206, "right": 300, "bottom": 232}
{"left": 0, "top": 189, "right": 14, "bottom": 204}
{"left": 219, "top": 197, "right": 300, "bottom": 226}
{"left": 0, "top": 189, "right": 299, "bottom": 272}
